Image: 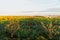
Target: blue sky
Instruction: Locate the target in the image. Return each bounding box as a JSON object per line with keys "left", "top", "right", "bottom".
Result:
{"left": 0, "top": 0, "right": 60, "bottom": 15}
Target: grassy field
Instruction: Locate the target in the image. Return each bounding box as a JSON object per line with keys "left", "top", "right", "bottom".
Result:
{"left": 0, "top": 16, "right": 60, "bottom": 40}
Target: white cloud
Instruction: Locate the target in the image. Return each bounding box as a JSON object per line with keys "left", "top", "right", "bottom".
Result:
{"left": 0, "top": 0, "right": 60, "bottom": 15}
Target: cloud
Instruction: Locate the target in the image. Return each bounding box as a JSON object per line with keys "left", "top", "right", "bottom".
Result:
{"left": 44, "top": 8, "right": 60, "bottom": 12}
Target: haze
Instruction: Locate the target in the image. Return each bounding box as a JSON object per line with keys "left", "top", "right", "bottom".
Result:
{"left": 0, "top": 0, "right": 60, "bottom": 16}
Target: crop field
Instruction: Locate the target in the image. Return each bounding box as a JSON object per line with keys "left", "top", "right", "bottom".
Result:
{"left": 0, "top": 16, "right": 60, "bottom": 40}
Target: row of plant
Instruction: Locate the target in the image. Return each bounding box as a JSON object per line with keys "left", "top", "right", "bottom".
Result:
{"left": 0, "top": 17, "right": 60, "bottom": 40}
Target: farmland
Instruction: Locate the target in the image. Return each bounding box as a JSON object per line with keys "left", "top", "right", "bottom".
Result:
{"left": 0, "top": 16, "right": 60, "bottom": 40}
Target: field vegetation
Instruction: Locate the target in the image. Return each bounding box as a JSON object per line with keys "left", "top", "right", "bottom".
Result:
{"left": 0, "top": 16, "right": 60, "bottom": 40}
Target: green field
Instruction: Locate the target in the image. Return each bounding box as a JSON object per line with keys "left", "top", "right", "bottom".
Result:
{"left": 0, "top": 16, "right": 60, "bottom": 40}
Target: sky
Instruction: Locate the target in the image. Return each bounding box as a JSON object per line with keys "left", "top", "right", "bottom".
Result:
{"left": 0, "top": 0, "right": 60, "bottom": 15}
